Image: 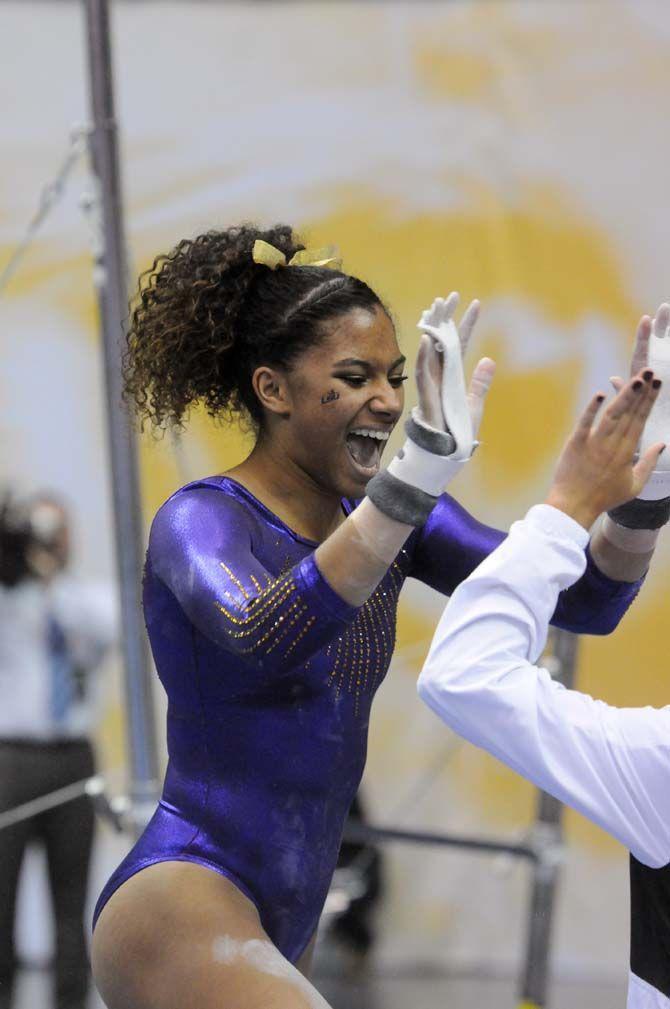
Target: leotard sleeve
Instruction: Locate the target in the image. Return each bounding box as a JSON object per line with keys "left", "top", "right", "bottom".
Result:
{"left": 408, "top": 493, "right": 642, "bottom": 635}
{"left": 148, "top": 486, "right": 359, "bottom": 676}
{"left": 418, "top": 504, "right": 670, "bottom": 869}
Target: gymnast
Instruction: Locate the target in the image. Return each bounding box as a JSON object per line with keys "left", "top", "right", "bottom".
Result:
{"left": 91, "top": 223, "right": 662, "bottom": 1009}
{"left": 418, "top": 315, "right": 670, "bottom": 1008}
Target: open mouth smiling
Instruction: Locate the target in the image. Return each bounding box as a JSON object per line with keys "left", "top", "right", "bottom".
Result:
{"left": 345, "top": 427, "right": 391, "bottom": 477}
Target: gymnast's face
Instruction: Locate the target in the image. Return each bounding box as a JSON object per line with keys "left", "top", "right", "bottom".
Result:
{"left": 278, "top": 305, "right": 406, "bottom": 498}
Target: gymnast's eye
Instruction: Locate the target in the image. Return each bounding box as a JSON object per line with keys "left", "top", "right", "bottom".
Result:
{"left": 335, "top": 374, "right": 408, "bottom": 390}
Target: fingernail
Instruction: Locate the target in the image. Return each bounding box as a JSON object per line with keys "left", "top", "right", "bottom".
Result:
{"left": 643, "top": 369, "right": 653, "bottom": 381}
{"left": 596, "top": 393, "right": 605, "bottom": 402}
{"left": 653, "top": 378, "right": 662, "bottom": 389}
{"left": 660, "top": 446, "right": 666, "bottom": 455}
{"left": 632, "top": 379, "right": 643, "bottom": 390}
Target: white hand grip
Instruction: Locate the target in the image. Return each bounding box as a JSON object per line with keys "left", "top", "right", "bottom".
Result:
{"left": 639, "top": 317, "right": 670, "bottom": 498}
{"left": 424, "top": 318, "right": 474, "bottom": 461}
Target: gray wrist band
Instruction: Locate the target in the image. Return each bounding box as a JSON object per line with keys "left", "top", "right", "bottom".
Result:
{"left": 405, "top": 415, "right": 456, "bottom": 456}
{"left": 608, "top": 495, "right": 670, "bottom": 530}
{"left": 366, "top": 471, "right": 438, "bottom": 526}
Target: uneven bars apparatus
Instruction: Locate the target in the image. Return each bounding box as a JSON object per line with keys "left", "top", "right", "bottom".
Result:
{"left": 82, "top": 0, "right": 159, "bottom": 832}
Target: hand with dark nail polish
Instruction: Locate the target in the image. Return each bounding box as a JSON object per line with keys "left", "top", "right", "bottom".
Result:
{"left": 545, "top": 371, "right": 664, "bottom": 528}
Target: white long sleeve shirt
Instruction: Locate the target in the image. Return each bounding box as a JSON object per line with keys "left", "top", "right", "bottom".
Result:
{"left": 418, "top": 504, "right": 670, "bottom": 1009}
{"left": 0, "top": 575, "right": 117, "bottom": 740}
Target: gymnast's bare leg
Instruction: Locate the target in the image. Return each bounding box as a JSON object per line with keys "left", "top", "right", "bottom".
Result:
{"left": 92, "top": 861, "right": 333, "bottom": 1009}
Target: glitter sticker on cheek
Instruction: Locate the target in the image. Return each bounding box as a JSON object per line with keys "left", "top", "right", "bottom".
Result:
{"left": 320, "top": 390, "right": 340, "bottom": 405}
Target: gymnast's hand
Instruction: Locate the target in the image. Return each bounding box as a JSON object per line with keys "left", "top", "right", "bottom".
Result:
{"left": 415, "top": 292, "right": 496, "bottom": 445}
{"left": 545, "top": 371, "right": 665, "bottom": 530}
{"left": 364, "top": 294, "right": 496, "bottom": 528}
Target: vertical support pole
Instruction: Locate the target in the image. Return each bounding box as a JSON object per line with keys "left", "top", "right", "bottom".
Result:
{"left": 83, "top": 0, "right": 159, "bottom": 831}
{"left": 517, "top": 629, "right": 578, "bottom": 1008}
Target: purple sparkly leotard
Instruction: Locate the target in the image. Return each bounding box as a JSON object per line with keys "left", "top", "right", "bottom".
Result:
{"left": 93, "top": 476, "right": 641, "bottom": 961}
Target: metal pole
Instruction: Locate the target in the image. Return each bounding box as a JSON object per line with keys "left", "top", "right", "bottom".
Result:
{"left": 342, "top": 821, "right": 537, "bottom": 862}
{"left": 517, "top": 629, "right": 578, "bottom": 1008}
{"left": 83, "top": 0, "right": 159, "bottom": 831}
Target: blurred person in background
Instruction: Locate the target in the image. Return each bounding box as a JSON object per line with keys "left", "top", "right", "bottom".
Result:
{"left": 0, "top": 492, "right": 117, "bottom": 1009}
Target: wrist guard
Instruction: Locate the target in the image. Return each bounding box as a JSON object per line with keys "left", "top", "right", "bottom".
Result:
{"left": 366, "top": 410, "right": 474, "bottom": 527}
{"left": 607, "top": 495, "right": 670, "bottom": 530}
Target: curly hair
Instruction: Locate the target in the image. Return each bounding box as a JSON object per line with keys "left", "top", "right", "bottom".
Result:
{"left": 123, "top": 223, "right": 386, "bottom": 430}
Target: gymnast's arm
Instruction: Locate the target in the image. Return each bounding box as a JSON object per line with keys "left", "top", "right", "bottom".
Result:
{"left": 587, "top": 521, "right": 655, "bottom": 583}
{"left": 417, "top": 503, "right": 670, "bottom": 869}
{"left": 407, "top": 493, "right": 643, "bottom": 635}
{"left": 148, "top": 311, "right": 490, "bottom": 647}
{"left": 148, "top": 486, "right": 362, "bottom": 676}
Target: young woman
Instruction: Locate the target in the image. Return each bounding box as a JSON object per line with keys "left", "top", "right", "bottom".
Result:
{"left": 91, "top": 223, "right": 657, "bottom": 1009}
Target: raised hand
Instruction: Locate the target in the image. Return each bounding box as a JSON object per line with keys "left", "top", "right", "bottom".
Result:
{"left": 368, "top": 294, "right": 495, "bottom": 524}
{"left": 418, "top": 292, "right": 480, "bottom": 356}
{"left": 415, "top": 292, "right": 495, "bottom": 452}
{"left": 546, "top": 371, "right": 665, "bottom": 530}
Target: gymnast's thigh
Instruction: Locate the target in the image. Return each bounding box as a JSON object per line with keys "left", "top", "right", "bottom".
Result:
{"left": 91, "top": 860, "right": 334, "bottom": 1009}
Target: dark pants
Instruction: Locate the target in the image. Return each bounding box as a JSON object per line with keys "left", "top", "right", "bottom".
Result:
{"left": 0, "top": 738, "right": 95, "bottom": 1009}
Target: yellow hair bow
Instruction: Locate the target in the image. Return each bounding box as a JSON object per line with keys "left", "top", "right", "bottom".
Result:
{"left": 252, "top": 239, "right": 342, "bottom": 271}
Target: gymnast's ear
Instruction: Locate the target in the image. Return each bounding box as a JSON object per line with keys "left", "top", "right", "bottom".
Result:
{"left": 251, "top": 365, "right": 292, "bottom": 419}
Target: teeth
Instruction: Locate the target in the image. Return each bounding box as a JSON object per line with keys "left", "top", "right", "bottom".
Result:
{"left": 349, "top": 428, "right": 389, "bottom": 441}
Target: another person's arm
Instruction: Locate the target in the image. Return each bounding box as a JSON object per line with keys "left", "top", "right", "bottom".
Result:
{"left": 418, "top": 504, "right": 670, "bottom": 867}
{"left": 418, "top": 374, "right": 670, "bottom": 868}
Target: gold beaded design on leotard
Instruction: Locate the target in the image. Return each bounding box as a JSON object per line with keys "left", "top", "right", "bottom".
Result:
{"left": 214, "top": 562, "right": 312, "bottom": 660}
{"left": 213, "top": 548, "right": 408, "bottom": 704}
{"left": 326, "top": 553, "right": 406, "bottom": 714}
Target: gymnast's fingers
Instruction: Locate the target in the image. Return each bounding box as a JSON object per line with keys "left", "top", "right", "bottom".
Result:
{"left": 632, "top": 442, "right": 666, "bottom": 496}
{"left": 629, "top": 315, "right": 652, "bottom": 376}
{"left": 458, "top": 299, "right": 480, "bottom": 355}
{"left": 415, "top": 333, "right": 445, "bottom": 431}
